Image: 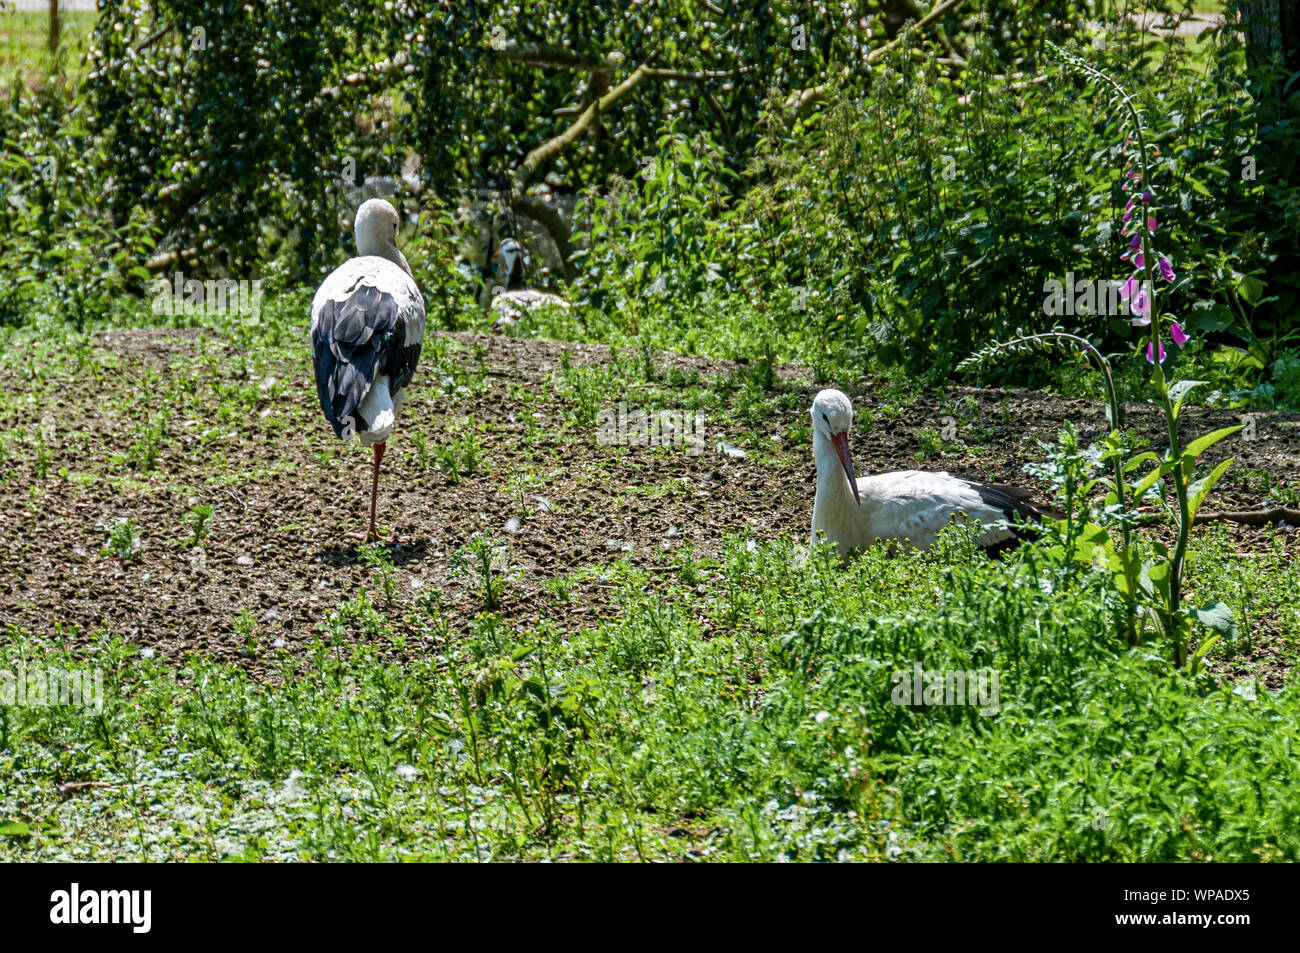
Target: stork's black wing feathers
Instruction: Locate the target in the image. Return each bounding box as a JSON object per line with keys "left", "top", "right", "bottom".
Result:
{"left": 965, "top": 480, "right": 1047, "bottom": 556}
{"left": 312, "top": 285, "right": 421, "bottom": 439}
{"left": 968, "top": 482, "right": 1045, "bottom": 523}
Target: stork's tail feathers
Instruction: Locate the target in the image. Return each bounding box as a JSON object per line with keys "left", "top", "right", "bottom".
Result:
{"left": 971, "top": 482, "right": 1052, "bottom": 521}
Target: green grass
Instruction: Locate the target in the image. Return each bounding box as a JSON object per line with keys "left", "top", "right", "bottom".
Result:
{"left": 2, "top": 522, "right": 1297, "bottom": 862}
{"left": 429, "top": 418, "right": 483, "bottom": 484}
{"left": 0, "top": 10, "right": 97, "bottom": 88}
{"left": 99, "top": 517, "right": 140, "bottom": 561}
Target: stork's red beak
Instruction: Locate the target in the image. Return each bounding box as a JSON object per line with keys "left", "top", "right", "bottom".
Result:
{"left": 831, "top": 431, "right": 860, "bottom": 505}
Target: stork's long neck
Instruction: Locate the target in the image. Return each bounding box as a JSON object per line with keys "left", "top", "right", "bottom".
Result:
{"left": 813, "top": 429, "right": 859, "bottom": 507}
{"left": 506, "top": 255, "right": 525, "bottom": 291}
{"left": 381, "top": 242, "right": 413, "bottom": 276}
{"left": 358, "top": 232, "right": 413, "bottom": 276}
{"left": 811, "top": 427, "right": 866, "bottom": 551}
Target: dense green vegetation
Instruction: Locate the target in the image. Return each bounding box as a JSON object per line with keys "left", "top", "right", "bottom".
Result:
{"left": 3, "top": 522, "right": 1297, "bottom": 861}
{"left": 2, "top": 1, "right": 1298, "bottom": 398}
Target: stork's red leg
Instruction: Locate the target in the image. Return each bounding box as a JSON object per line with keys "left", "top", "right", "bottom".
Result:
{"left": 347, "top": 442, "right": 386, "bottom": 543}
{"left": 368, "top": 442, "right": 386, "bottom": 540}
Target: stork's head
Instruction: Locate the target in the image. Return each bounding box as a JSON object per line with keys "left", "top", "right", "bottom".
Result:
{"left": 493, "top": 238, "right": 526, "bottom": 290}
{"left": 810, "top": 389, "right": 860, "bottom": 505}
{"left": 354, "top": 198, "right": 410, "bottom": 276}
{"left": 356, "top": 198, "right": 400, "bottom": 249}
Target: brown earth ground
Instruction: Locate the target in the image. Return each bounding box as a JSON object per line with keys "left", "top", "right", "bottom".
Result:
{"left": 1, "top": 328, "right": 1295, "bottom": 682}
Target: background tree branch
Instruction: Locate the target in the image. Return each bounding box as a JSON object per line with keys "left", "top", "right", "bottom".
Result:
{"left": 507, "top": 57, "right": 745, "bottom": 274}
{"left": 785, "top": 0, "right": 969, "bottom": 113}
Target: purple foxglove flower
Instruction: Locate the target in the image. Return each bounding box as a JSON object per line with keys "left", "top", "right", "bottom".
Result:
{"left": 1141, "top": 190, "right": 1152, "bottom": 203}
{"left": 1129, "top": 234, "right": 1142, "bottom": 250}
{"left": 1120, "top": 275, "right": 1138, "bottom": 300}
{"left": 1147, "top": 216, "right": 1157, "bottom": 232}
{"left": 1159, "top": 257, "right": 1176, "bottom": 282}
{"left": 1134, "top": 252, "right": 1145, "bottom": 268}
{"left": 1147, "top": 341, "right": 1167, "bottom": 363}
{"left": 1132, "top": 288, "right": 1150, "bottom": 316}
{"left": 1127, "top": 169, "right": 1142, "bottom": 179}
{"left": 1122, "top": 209, "right": 1133, "bottom": 223}
{"left": 1170, "top": 321, "right": 1189, "bottom": 346}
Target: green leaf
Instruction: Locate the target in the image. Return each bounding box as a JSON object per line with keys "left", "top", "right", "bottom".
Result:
{"left": 0, "top": 821, "right": 30, "bottom": 836}
{"left": 425, "top": 712, "right": 455, "bottom": 737}
{"left": 1236, "top": 273, "right": 1265, "bottom": 306}
{"left": 1168, "top": 380, "right": 1205, "bottom": 404}
{"left": 1123, "top": 451, "right": 1161, "bottom": 474}
{"left": 1188, "top": 635, "right": 1220, "bottom": 675}
{"left": 1167, "top": 379, "right": 1207, "bottom": 420}
{"left": 1187, "top": 299, "right": 1234, "bottom": 334}
{"left": 1188, "top": 457, "right": 1234, "bottom": 523}
{"left": 1132, "top": 459, "right": 1174, "bottom": 500}
{"left": 1181, "top": 425, "right": 1244, "bottom": 468}
{"left": 1107, "top": 547, "right": 1141, "bottom": 596}
{"left": 1213, "top": 346, "right": 1266, "bottom": 371}
{"left": 1194, "top": 601, "right": 1240, "bottom": 640}
{"left": 1078, "top": 521, "right": 1109, "bottom": 543}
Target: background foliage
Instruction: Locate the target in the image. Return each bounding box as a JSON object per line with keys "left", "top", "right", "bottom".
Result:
{"left": 1, "top": 0, "right": 1297, "bottom": 398}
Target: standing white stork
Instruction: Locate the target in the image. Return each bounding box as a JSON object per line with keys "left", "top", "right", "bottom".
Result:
{"left": 490, "top": 237, "right": 569, "bottom": 330}
{"left": 311, "top": 198, "right": 425, "bottom": 542}
{"left": 810, "top": 389, "right": 1044, "bottom": 557}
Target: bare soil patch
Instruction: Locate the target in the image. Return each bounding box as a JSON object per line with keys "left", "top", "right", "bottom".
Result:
{"left": 1, "top": 327, "right": 1295, "bottom": 678}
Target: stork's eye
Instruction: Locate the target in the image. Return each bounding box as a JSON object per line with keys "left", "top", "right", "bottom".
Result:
{"left": 822, "top": 412, "right": 829, "bottom": 422}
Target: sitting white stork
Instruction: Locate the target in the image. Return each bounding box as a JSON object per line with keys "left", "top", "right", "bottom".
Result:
{"left": 810, "top": 388, "right": 1044, "bottom": 557}
{"left": 490, "top": 237, "right": 569, "bottom": 330}
{"left": 311, "top": 198, "right": 425, "bottom": 542}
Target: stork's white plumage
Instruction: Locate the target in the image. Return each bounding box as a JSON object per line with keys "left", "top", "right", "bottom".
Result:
{"left": 311, "top": 198, "right": 425, "bottom": 542}
{"left": 810, "top": 389, "right": 1043, "bottom": 557}
{"left": 490, "top": 237, "right": 569, "bottom": 330}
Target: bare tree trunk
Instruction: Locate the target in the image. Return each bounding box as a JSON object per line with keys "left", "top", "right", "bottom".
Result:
{"left": 1241, "top": 0, "right": 1300, "bottom": 77}
{"left": 48, "top": 0, "right": 62, "bottom": 57}
{"left": 1239, "top": 0, "right": 1299, "bottom": 360}
{"left": 1281, "top": 0, "right": 1300, "bottom": 76}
